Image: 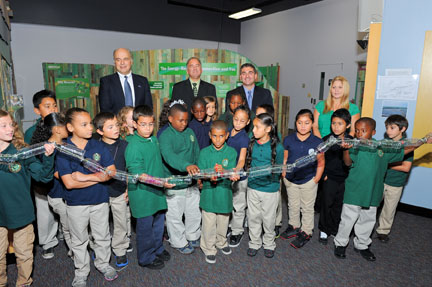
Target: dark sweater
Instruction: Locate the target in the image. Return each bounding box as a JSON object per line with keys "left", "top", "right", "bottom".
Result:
{"left": 322, "top": 133, "right": 353, "bottom": 182}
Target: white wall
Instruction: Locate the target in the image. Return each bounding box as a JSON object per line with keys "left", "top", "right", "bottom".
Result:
{"left": 239, "top": 0, "right": 366, "bottom": 128}
{"left": 11, "top": 23, "right": 239, "bottom": 130}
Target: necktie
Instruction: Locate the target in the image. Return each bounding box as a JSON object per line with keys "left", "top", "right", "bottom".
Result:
{"left": 124, "top": 76, "right": 133, "bottom": 106}
{"left": 192, "top": 82, "right": 198, "bottom": 97}
{"left": 247, "top": 90, "right": 252, "bottom": 110}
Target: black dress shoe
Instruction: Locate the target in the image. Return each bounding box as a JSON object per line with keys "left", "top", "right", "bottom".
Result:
{"left": 334, "top": 245, "right": 346, "bottom": 259}
{"left": 156, "top": 250, "right": 171, "bottom": 262}
{"left": 376, "top": 233, "right": 390, "bottom": 243}
{"left": 139, "top": 258, "right": 165, "bottom": 269}
{"left": 354, "top": 247, "right": 376, "bottom": 261}
{"left": 319, "top": 237, "right": 328, "bottom": 245}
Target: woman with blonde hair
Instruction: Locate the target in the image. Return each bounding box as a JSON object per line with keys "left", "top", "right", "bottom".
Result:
{"left": 313, "top": 76, "right": 360, "bottom": 138}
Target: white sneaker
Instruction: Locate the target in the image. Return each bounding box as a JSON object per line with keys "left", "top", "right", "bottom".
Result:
{"left": 71, "top": 276, "right": 87, "bottom": 287}
{"left": 320, "top": 231, "right": 328, "bottom": 239}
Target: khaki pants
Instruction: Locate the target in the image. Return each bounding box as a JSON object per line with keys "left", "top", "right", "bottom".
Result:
{"left": 334, "top": 204, "right": 377, "bottom": 250}
{"left": 109, "top": 193, "right": 129, "bottom": 256}
{"left": 247, "top": 188, "right": 279, "bottom": 250}
{"left": 230, "top": 179, "right": 248, "bottom": 236}
{"left": 166, "top": 186, "right": 201, "bottom": 248}
{"left": 67, "top": 203, "right": 111, "bottom": 277}
{"left": 200, "top": 210, "right": 229, "bottom": 256}
{"left": 34, "top": 190, "right": 58, "bottom": 250}
{"left": 275, "top": 181, "right": 283, "bottom": 226}
{"left": 0, "top": 224, "right": 34, "bottom": 287}
{"left": 376, "top": 184, "right": 404, "bottom": 235}
{"left": 284, "top": 178, "right": 318, "bottom": 235}
{"left": 47, "top": 196, "right": 72, "bottom": 250}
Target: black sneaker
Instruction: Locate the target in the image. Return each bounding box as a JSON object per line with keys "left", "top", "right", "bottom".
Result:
{"left": 376, "top": 232, "right": 390, "bottom": 243}
{"left": 275, "top": 226, "right": 281, "bottom": 239}
{"left": 354, "top": 247, "right": 376, "bottom": 261}
{"left": 42, "top": 247, "right": 54, "bottom": 259}
{"left": 221, "top": 246, "right": 232, "bottom": 255}
{"left": 334, "top": 245, "right": 347, "bottom": 259}
{"left": 115, "top": 255, "right": 128, "bottom": 267}
{"left": 290, "top": 231, "right": 311, "bottom": 249}
{"left": 127, "top": 243, "right": 133, "bottom": 253}
{"left": 139, "top": 258, "right": 165, "bottom": 269}
{"left": 247, "top": 248, "right": 258, "bottom": 257}
{"left": 156, "top": 250, "right": 171, "bottom": 262}
{"left": 280, "top": 225, "right": 300, "bottom": 240}
{"left": 229, "top": 233, "right": 243, "bottom": 247}
{"left": 205, "top": 255, "right": 216, "bottom": 264}
{"left": 264, "top": 249, "right": 274, "bottom": 258}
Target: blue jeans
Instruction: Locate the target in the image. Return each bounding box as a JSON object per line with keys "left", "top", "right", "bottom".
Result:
{"left": 136, "top": 211, "right": 165, "bottom": 265}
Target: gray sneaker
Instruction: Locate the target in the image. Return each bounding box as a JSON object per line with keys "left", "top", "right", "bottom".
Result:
{"left": 42, "top": 247, "right": 54, "bottom": 260}
{"left": 71, "top": 276, "right": 87, "bottom": 287}
{"left": 99, "top": 266, "right": 118, "bottom": 281}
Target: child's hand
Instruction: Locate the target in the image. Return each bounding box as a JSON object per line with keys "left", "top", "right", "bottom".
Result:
{"left": 324, "top": 175, "right": 328, "bottom": 181}
{"left": 230, "top": 174, "right": 240, "bottom": 182}
{"left": 124, "top": 190, "right": 129, "bottom": 202}
{"left": 95, "top": 171, "right": 110, "bottom": 182}
{"left": 71, "top": 171, "right": 86, "bottom": 182}
{"left": 197, "top": 179, "right": 203, "bottom": 189}
{"left": 214, "top": 164, "right": 223, "bottom": 173}
{"left": 340, "top": 140, "right": 353, "bottom": 149}
{"left": 186, "top": 165, "right": 200, "bottom": 176}
{"left": 43, "top": 143, "right": 55, "bottom": 156}
{"left": 163, "top": 182, "right": 176, "bottom": 189}
{"left": 425, "top": 132, "right": 432, "bottom": 144}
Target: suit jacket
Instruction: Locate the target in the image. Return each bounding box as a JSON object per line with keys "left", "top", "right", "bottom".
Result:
{"left": 226, "top": 85, "right": 273, "bottom": 113}
{"left": 98, "top": 73, "right": 152, "bottom": 115}
{"left": 171, "top": 79, "right": 217, "bottom": 111}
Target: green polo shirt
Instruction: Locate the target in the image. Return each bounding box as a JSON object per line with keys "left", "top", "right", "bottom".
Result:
{"left": 159, "top": 124, "right": 200, "bottom": 189}
{"left": 24, "top": 118, "right": 41, "bottom": 144}
{"left": 198, "top": 144, "right": 237, "bottom": 213}
{"left": 125, "top": 133, "right": 167, "bottom": 218}
{"left": 344, "top": 143, "right": 404, "bottom": 207}
{"left": 247, "top": 141, "right": 284, "bottom": 193}
{"left": 0, "top": 144, "right": 54, "bottom": 229}
{"left": 315, "top": 101, "right": 360, "bottom": 138}
{"left": 384, "top": 151, "right": 413, "bottom": 187}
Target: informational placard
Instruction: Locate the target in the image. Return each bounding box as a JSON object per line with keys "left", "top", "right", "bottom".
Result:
{"left": 54, "top": 78, "right": 90, "bottom": 99}
{"left": 159, "top": 63, "right": 237, "bottom": 76}
{"left": 376, "top": 75, "right": 419, "bottom": 100}
{"left": 215, "top": 83, "right": 231, "bottom": 98}
{"left": 149, "top": 81, "right": 164, "bottom": 90}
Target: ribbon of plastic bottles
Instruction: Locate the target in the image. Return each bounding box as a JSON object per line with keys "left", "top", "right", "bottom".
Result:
{"left": 1, "top": 134, "right": 430, "bottom": 187}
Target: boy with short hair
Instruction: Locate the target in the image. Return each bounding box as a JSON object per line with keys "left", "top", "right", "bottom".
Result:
{"left": 94, "top": 112, "right": 129, "bottom": 267}
{"left": 318, "top": 109, "right": 353, "bottom": 244}
{"left": 376, "top": 115, "right": 413, "bottom": 242}
{"left": 25, "top": 89, "right": 59, "bottom": 259}
{"left": 198, "top": 120, "right": 239, "bottom": 264}
{"left": 219, "top": 93, "right": 246, "bottom": 131}
{"left": 125, "top": 105, "right": 172, "bottom": 270}
{"left": 159, "top": 103, "right": 201, "bottom": 254}
{"left": 189, "top": 97, "right": 211, "bottom": 149}
{"left": 334, "top": 117, "right": 430, "bottom": 261}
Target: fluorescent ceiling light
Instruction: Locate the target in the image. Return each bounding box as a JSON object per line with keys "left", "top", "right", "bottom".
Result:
{"left": 229, "top": 8, "right": 262, "bottom": 19}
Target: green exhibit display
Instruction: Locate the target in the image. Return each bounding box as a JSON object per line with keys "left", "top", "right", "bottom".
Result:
{"left": 42, "top": 48, "right": 289, "bottom": 135}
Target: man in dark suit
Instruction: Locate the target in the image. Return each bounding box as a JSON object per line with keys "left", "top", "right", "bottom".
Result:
{"left": 99, "top": 48, "right": 152, "bottom": 114}
{"left": 171, "top": 57, "right": 217, "bottom": 112}
{"left": 226, "top": 63, "right": 273, "bottom": 113}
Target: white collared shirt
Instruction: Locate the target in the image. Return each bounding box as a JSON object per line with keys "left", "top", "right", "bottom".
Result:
{"left": 118, "top": 72, "right": 135, "bottom": 106}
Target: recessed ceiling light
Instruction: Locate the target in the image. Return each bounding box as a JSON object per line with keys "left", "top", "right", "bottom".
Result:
{"left": 229, "top": 8, "right": 262, "bottom": 20}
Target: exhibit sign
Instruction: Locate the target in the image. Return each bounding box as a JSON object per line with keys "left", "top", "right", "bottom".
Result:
{"left": 159, "top": 63, "right": 237, "bottom": 76}
{"left": 54, "top": 78, "right": 90, "bottom": 99}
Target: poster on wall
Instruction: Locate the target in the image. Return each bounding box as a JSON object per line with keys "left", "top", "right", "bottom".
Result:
{"left": 381, "top": 100, "right": 408, "bottom": 118}
{"left": 376, "top": 75, "right": 419, "bottom": 100}
{"left": 43, "top": 63, "right": 114, "bottom": 118}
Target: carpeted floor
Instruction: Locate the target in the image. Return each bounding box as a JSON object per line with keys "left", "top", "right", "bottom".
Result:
{"left": 6, "top": 208, "right": 432, "bottom": 287}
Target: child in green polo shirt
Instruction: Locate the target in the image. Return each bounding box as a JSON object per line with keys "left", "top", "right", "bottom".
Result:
{"left": 125, "top": 105, "right": 174, "bottom": 270}
{"left": 334, "top": 117, "right": 431, "bottom": 262}
{"left": 159, "top": 102, "right": 201, "bottom": 254}
{"left": 0, "top": 109, "right": 55, "bottom": 287}
{"left": 376, "top": 115, "right": 413, "bottom": 243}
{"left": 25, "top": 89, "right": 60, "bottom": 260}
{"left": 198, "top": 120, "right": 239, "bottom": 264}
